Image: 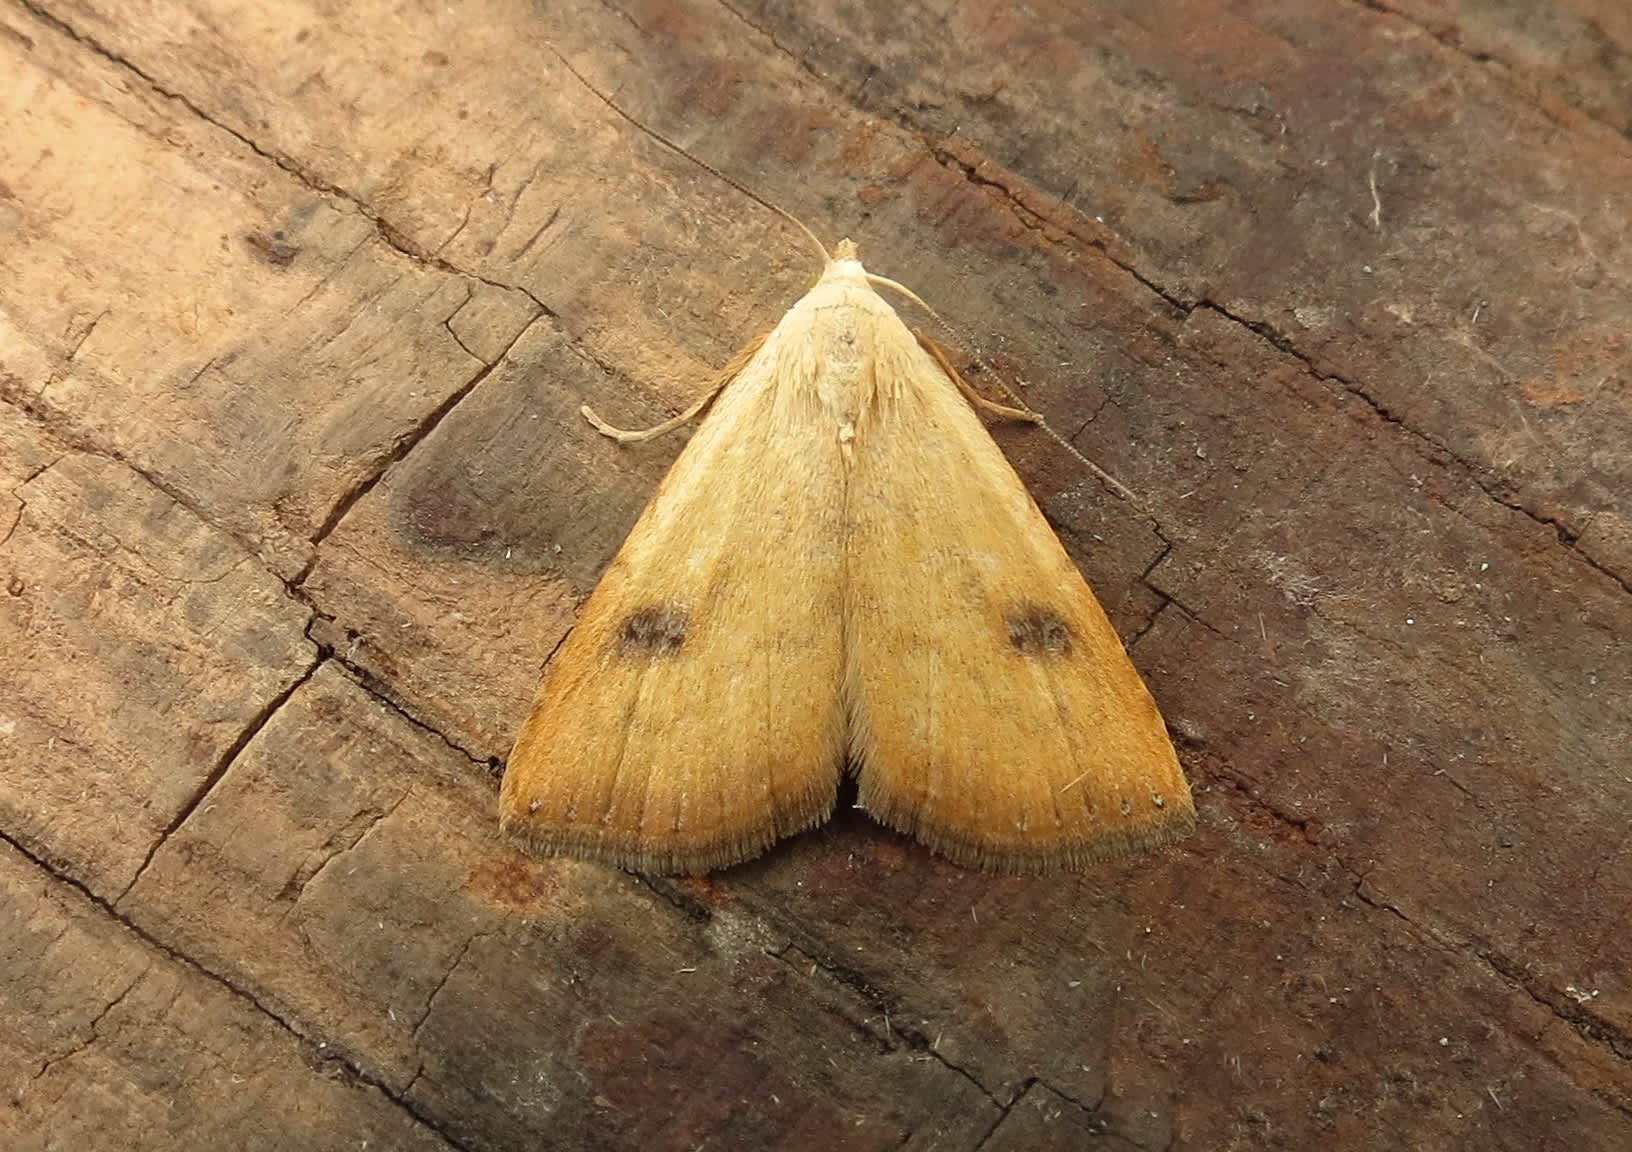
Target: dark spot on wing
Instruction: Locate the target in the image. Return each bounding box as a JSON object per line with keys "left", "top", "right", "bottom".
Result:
{"left": 1006, "top": 605, "right": 1072, "bottom": 657}
{"left": 619, "top": 606, "right": 689, "bottom": 656}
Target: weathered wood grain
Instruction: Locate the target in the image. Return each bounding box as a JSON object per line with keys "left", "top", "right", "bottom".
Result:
{"left": 118, "top": 664, "right": 998, "bottom": 1146}
{"left": 0, "top": 410, "right": 313, "bottom": 899}
{"left": 1, "top": 0, "right": 1627, "bottom": 1148}
{"left": 0, "top": 840, "right": 453, "bottom": 1150}
{"left": 0, "top": 2, "right": 492, "bottom": 580}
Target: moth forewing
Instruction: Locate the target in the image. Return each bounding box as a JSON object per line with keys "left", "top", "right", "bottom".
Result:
{"left": 837, "top": 297, "right": 1192, "bottom": 872}
{"left": 499, "top": 314, "right": 850, "bottom": 875}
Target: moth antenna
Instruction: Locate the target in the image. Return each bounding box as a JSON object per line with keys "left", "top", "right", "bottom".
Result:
{"left": 869, "top": 275, "right": 1141, "bottom": 506}
{"left": 549, "top": 43, "right": 1133, "bottom": 502}
{"left": 546, "top": 43, "right": 829, "bottom": 268}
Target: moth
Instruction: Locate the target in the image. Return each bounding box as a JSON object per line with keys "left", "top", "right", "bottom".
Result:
{"left": 500, "top": 239, "right": 1193, "bottom": 874}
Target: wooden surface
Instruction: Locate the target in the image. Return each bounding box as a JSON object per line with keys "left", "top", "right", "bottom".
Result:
{"left": 2, "top": 0, "right": 1628, "bottom": 1148}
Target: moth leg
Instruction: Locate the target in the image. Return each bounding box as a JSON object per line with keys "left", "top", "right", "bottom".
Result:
{"left": 913, "top": 330, "right": 1040, "bottom": 423}
{"left": 915, "top": 329, "right": 1138, "bottom": 503}
{"left": 582, "top": 331, "right": 770, "bottom": 442}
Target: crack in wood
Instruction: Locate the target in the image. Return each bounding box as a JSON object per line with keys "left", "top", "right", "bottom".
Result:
{"left": 1, "top": 824, "right": 478, "bottom": 1150}
{"left": 1349, "top": 872, "right": 1632, "bottom": 1082}
{"left": 284, "top": 789, "right": 415, "bottom": 909}
{"left": 769, "top": 943, "right": 1008, "bottom": 1111}
{"left": 701, "top": 2, "right": 1632, "bottom": 599}
{"left": 116, "top": 654, "right": 324, "bottom": 906}
{"left": 301, "top": 308, "right": 545, "bottom": 554}
{"left": 314, "top": 632, "right": 493, "bottom": 770}
{"left": 412, "top": 930, "right": 495, "bottom": 1038}
{"left": 1352, "top": 0, "right": 1631, "bottom": 142}
{"left": 17, "top": 0, "right": 553, "bottom": 325}
{"left": 28, "top": 960, "right": 151, "bottom": 1083}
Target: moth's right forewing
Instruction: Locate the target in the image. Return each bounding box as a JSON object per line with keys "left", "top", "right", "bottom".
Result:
{"left": 844, "top": 317, "right": 1194, "bottom": 873}
{"left": 500, "top": 330, "right": 847, "bottom": 874}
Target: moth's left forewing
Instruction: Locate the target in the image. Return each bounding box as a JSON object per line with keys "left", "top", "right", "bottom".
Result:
{"left": 500, "top": 322, "right": 848, "bottom": 874}
{"left": 844, "top": 309, "right": 1194, "bottom": 873}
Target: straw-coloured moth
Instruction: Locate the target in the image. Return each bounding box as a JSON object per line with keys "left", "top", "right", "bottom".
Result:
{"left": 500, "top": 240, "right": 1193, "bottom": 874}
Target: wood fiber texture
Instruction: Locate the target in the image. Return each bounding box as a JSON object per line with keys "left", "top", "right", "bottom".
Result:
{"left": 1, "top": 0, "right": 1627, "bottom": 1149}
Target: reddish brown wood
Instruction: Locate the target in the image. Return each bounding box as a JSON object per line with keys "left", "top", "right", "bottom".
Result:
{"left": 2, "top": 0, "right": 1626, "bottom": 1148}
